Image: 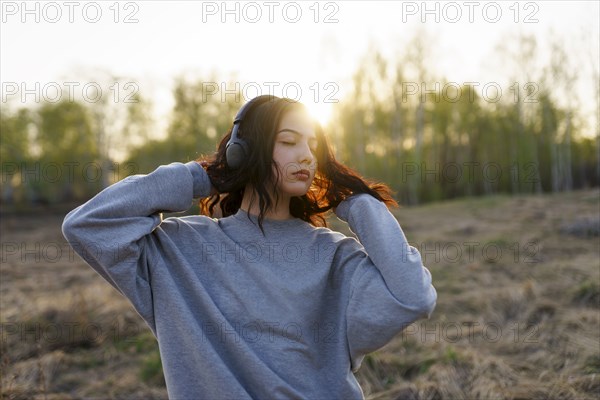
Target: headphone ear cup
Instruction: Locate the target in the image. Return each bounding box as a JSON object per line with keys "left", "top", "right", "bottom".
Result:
{"left": 226, "top": 96, "right": 267, "bottom": 169}
{"left": 226, "top": 139, "right": 249, "bottom": 169}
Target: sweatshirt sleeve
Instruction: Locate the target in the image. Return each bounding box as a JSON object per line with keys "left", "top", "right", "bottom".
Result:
{"left": 334, "top": 194, "right": 437, "bottom": 371}
{"left": 61, "top": 161, "right": 213, "bottom": 332}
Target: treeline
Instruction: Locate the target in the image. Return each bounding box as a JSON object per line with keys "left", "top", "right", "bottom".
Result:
{"left": 0, "top": 75, "right": 241, "bottom": 206}
{"left": 329, "top": 34, "right": 599, "bottom": 204}
{"left": 332, "top": 70, "right": 598, "bottom": 204}
{"left": 1, "top": 38, "right": 598, "bottom": 207}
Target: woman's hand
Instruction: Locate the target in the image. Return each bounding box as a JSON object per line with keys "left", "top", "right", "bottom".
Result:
{"left": 198, "top": 160, "right": 220, "bottom": 197}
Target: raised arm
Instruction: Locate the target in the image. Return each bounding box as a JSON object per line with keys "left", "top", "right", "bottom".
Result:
{"left": 334, "top": 194, "right": 437, "bottom": 370}
{"left": 61, "top": 161, "right": 213, "bottom": 330}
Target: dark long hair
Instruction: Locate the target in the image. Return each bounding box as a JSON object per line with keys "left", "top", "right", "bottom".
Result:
{"left": 196, "top": 95, "right": 397, "bottom": 233}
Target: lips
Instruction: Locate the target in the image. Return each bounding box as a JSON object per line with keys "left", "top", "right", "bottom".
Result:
{"left": 293, "top": 169, "right": 310, "bottom": 180}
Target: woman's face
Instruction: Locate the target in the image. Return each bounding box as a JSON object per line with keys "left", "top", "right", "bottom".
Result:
{"left": 271, "top": 110, "right": 318, "bottom": 199}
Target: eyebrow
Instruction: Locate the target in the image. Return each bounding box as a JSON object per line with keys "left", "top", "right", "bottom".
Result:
{"left": 277, "top": 129, "right": 317, "bottom": 143}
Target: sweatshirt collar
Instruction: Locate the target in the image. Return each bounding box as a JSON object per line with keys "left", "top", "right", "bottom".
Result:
{"left": 231, "top": 209, "right": 308, "bottom": 231}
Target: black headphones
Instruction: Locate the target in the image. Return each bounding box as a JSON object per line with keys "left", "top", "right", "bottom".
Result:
{"left": 225, "top": 95, "right": 275, "bottom": 169}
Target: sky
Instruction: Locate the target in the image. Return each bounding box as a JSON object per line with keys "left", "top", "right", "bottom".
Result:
{"left": 1, "top": 0, "right": 599, "bottom": 140}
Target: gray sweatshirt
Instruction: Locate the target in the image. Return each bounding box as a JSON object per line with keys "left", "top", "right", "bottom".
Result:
{"left": 62, "top": 161, "right": 437, "bottom": 399}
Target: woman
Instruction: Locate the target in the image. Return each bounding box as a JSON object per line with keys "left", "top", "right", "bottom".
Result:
{"left": 62, "top": 95, "right": 437, "bottom": 399}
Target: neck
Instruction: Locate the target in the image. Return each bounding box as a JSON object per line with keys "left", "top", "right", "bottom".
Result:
{"left": 239, "top": 185, "right": 292, "bottom": 220}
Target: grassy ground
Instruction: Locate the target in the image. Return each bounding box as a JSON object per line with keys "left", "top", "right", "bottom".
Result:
{"left": 1, "top": 189, "right": 599, "bottom": 399}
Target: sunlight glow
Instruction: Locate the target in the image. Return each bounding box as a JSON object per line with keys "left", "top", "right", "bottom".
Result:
{"left": 304, "top": 101, "right": 333, "bottom": 127}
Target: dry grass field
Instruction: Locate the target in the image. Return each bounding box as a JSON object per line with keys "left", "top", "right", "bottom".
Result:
{"left": 1, "top": 189, "right": 599, "bottom": 399}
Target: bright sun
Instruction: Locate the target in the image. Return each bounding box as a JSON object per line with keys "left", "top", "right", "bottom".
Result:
{"left": 305, "top": 101, "right": 333, "bottom": 127}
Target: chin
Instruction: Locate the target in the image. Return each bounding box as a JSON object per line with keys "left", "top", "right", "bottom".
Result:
{"left": 281, "top": 183, "right": 312, "bottom": 197}
{"left": 284, "top": 189, "right": 310, "bottom": 197}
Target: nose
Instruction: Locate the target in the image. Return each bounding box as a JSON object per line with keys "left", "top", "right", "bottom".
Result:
{"left": 299, "top": 141, "right": 315, "bottom": 166}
